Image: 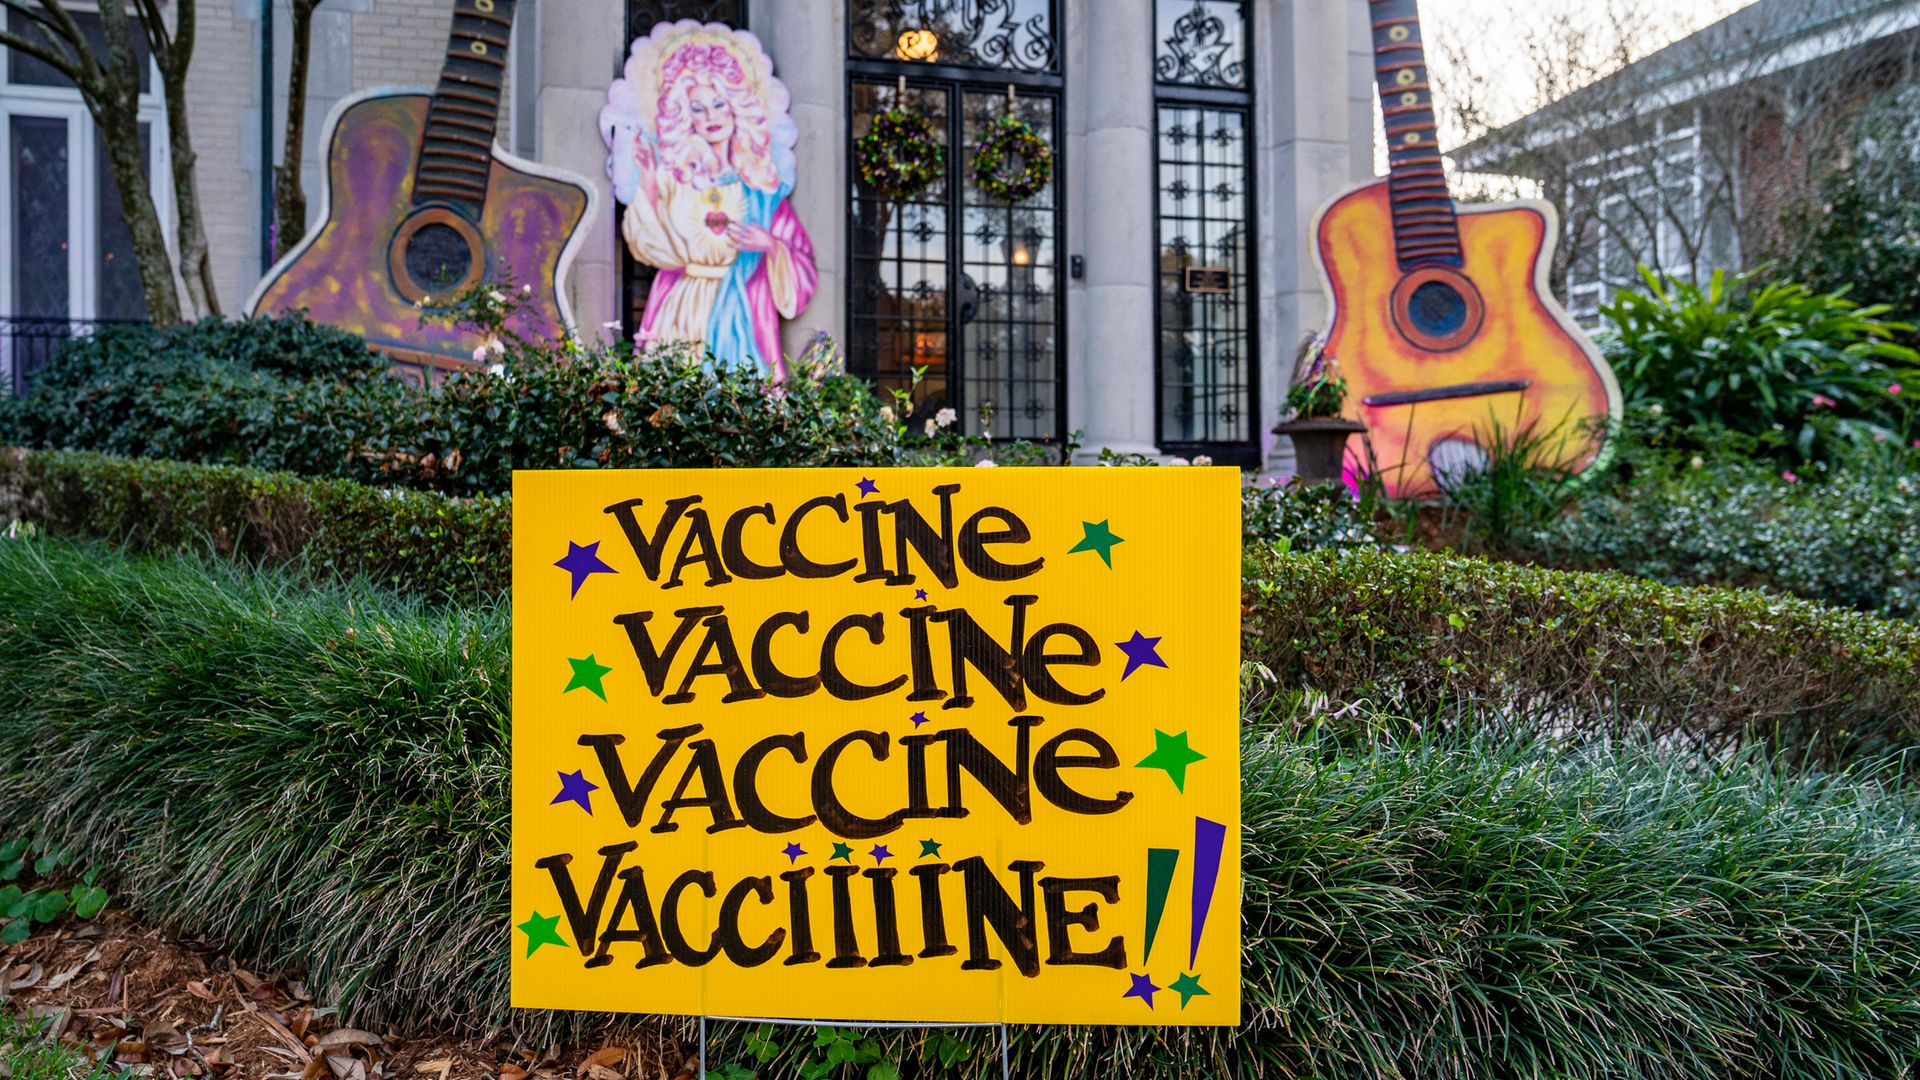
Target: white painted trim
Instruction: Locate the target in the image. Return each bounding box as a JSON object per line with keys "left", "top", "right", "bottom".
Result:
{"left": 245, "top": 84, "right": 425, "bottom": 316}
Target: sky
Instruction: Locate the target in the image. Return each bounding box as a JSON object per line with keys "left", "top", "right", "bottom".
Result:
{"left": 1417, "top": 0, "right": 1766, "bottom": 133}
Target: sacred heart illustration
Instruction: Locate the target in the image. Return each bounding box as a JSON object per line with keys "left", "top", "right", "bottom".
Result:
{"left": 705, "top": 212, "right": 731, "bottom": 234}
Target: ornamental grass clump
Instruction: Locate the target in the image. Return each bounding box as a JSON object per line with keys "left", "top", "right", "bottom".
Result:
{"left": 4, "top": 536, "right": 1920, "bottom": 1077}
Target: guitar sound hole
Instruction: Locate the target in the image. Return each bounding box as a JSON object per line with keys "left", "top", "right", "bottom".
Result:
{"left": 1408, "top": 280, "right": 1469, "bottom": 338}
{"left": 405, "top": 222, "right": 475, "bottom": 294}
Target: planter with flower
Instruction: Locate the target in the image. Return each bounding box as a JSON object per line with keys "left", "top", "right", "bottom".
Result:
{"left": 1274, "top": 338, "right": 1366, "bottom": 483}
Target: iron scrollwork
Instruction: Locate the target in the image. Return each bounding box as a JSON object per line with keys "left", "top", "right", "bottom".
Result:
{"left": 625, "top": 0, "right": 744, "bottom": 40}
{"left": 1156, "top": 0, "right": 1246, "bottom": 90}
{"left": 852, "top": 0, "right": 1057, "bottom": 74}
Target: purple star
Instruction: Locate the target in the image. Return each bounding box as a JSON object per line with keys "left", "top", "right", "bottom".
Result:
{"left": 781, "top": 842, "right": 807, "bottom": 864}
{"left": 554, "top": 541, "right": 617, "bottom": 599}
{"left": 551, "top": 769, "right": 598, "bottom": 813}
{"left": 1116, "top": 631, "right": 1168, "bottom": 680}
{"left": 914, "top": 588, "right": 929, "bottom": 601}
{"left": 869, "top": 844, "right": 893, "bottom": 863}
{"left": 856, "top": 477, "right": 879, "bottom": 497}
{"left": 910, "top": 711, "right": 931, "bottom": 729}
{"left": 1123, "top": 972, "right": 1161, "bottom": 1008}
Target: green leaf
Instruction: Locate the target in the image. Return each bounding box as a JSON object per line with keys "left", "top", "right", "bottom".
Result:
{"left": 3, "top": 890, "right": 35, "bottom": 919}
{"left": 867, "top": 1064, "right": 902, "bottom": 1080}
{"left": 0, "top": 919, "right": 30, "bottom": 944}
{"left": 0, "top": 838, "right": 28, "bottom": 862}
{"left": 30, "top": 888, "right": 68, "bottom": 923}
{"left": 0, "top": 857, "right": 23, "bottom": 882}
{"left": 0, "top": 885, "right": 19, "bottom": 911}
{"left": 71, "top": 884, "right": 108, "bottom": 919}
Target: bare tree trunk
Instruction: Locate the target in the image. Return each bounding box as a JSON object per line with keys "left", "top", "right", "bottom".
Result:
{"left": 274, "top": 0, "right": 322, "bottom": 257}
{"left": 143, "top": 0, "right": 221, "bottom": 317}
{"left": 94, "top": 0, "right": 186, "bottom": 323}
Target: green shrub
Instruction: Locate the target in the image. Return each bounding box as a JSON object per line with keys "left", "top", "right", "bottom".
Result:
{"left": 0, "top": 449, "right": 509, "bottom": 601}
{"left": 1532, "top": 457, "right": 1920, "bottom": 620}
{"left": 1246, "top": 547, "right": 1920, "bottom": 762}
{"left": 6, "top": 537, "right": 1920, "bottom": 1077}
{"left": 0, "top": 320, "right": 904, "bottom": 496}
{"left": 1241, "top": 479, "right": 1383, "bottom": 553}
{"left": 1597, "top": 267, "right": 1918, "bottom": 462}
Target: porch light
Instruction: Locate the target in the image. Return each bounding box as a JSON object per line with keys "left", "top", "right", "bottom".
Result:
{"left": 896, "top": 28, "right": 939, "bottom": 62}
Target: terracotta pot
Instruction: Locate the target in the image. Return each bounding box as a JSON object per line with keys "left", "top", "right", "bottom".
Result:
{"left": 1273, "top": 417, "right": 1367, "bottom": 484}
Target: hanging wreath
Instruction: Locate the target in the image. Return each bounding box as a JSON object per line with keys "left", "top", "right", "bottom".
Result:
{"left": 971, "top": 114, "right": 1053, "bottom": 204}
{"left": 857, "top": 108, "right": 945, "bottom": 201}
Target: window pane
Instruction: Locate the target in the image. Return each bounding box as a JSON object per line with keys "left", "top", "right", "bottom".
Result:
{"left": 1156, "top": 104, "right": 1252, "bottom": 447}
{"left": 1155, "top": 0, "right": 1246, "bottom": 89}
{"left": 7, "top": 12, "right": 151, "bottom": 93}
{"left": 849, "top": 81, "right": 953, "bottom": 421}
{"left": 94, "top": 123, "right": 149, "bottom": 320}
{"left": 11, "top": 115, "right": 69, "bottom": 319}
{"left": 959, "top": 89, "right": 1056, "bottom": 441}
{"left": 850, "top": 0, "right": 1057, "bottom": 74}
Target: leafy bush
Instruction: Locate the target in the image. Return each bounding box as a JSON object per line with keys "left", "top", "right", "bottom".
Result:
{"left": 5, "top": 538, "right": 1920, "bottom": 1075}
{"left": 1246, "top": 547, "right": 1920, "bottom": 762}
{"left": 1533, "top": 454, "right": 1920, "bottom": 620}
{"left": 0, "top": 319, "right": 905, "bottom": 496}
{"left": 1241, "top": 479, "right": 1383, "bottom": 553}
{"left": 1597, "top": 267, "right": 1918, "bottom": 462}
{"left": 0, "top": 449, "right": 510, "bottom": 601}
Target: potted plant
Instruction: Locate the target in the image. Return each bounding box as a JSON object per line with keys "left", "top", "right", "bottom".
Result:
{"left": 1273, "top": 337, "right": 1367, "bottom": 483}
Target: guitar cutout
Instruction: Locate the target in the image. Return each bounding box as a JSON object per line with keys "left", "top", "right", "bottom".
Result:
{"left": 248, "top": 0, "right": 598, "bottom": 379}
{"left": 1312, "top": 0, "right": 1621, "bottom": 497}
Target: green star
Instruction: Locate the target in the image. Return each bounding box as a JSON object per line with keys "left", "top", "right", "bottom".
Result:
{"left": 1168, "top": 972, "right": 1209, "bottom": 1009}
{"left": 564, "top": 655, "right": 613, "bottom": 700}
{"left": 516, "top": 911, "right": 568, "bottom": 958}
{"left": 919, "top": 838, "right": 943, "bottom": 858}
{"left": 1135, "top": 730, "right": 1206, "bottom": 793}
{"left": 830, "top": 842, "right": 856, "bottom": 862}
{"left": 1067, "top": 520, "right": 1125, "bottom": 568}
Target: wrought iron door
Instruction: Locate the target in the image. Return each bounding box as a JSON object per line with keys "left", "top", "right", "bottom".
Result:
{"left": 847, "top": 0, "right": 1065, "bottom": 444}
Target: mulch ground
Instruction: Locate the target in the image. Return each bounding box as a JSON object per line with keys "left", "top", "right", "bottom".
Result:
{"left": 1, "top": 912, "right": 688, "bottom": 1079}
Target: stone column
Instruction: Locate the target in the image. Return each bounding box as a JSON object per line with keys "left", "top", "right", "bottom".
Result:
{"left": 753, "top": 3, "right": 848, "bottom": 362}
{"left": 1255, "top": 0, "right": 1370, "bottom": 473}
{"left": 1065, "top": 0, "right": 1160, "bottom": 461}
{"left": 536, "top": 0, "right": 625, "bottom": 337}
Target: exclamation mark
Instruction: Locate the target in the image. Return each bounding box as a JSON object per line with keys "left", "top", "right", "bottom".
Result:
{"left": 1142, "top": 848, "right": 1179, "bottom": 963}
{"left": 1189, "top": 817, "right": 1226, "bottom": 969}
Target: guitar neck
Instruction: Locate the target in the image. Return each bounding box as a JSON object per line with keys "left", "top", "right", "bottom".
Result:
{"left": 414, "top": 0, "right": 518, "bottom": 217}
{"left": 1368, "top": 0, "right": 1463, "bottom": 270}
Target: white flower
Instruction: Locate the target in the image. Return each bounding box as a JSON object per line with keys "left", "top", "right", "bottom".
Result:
{"left": 924, "top": 418, "right": 939, "bottom": 436}
{"left": 934, "top": 407, "right": 958, "bottom": 428}
{"left": 487, "top": 363, "right": 505, "bottom": 376}
{"left": 471, "top": 345, "right": 489, "bottom": 364}
{"left": 976, "top": 459, "right": 997, "bottom": 467}
{"left": 522, "top": 283, "right": 532, "bottom": 294}
{"left": 488, "top": 289, "right": 507, "bottom": 304}
{"left": 1649, "top": 403, "right": 1664, "bottom": 417}
{"left": 1690, "top": 455, "right": 1705, "bottom": 470}
{"left": 486, "top": 336, "right": 505, "bottom": 356}
{"left": 1193, "top": 454, "right": 1214, "bottom": 467}
{"left": 1169, "top": 457, "right": 1191, "bottom": 466}
{"left": 878, "top": 406, "right": 896, "bottom": 424}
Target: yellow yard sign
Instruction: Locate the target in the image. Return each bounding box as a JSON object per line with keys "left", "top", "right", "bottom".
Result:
{"left": 510, "top": 467, "right": 1242, "bottom": 1026}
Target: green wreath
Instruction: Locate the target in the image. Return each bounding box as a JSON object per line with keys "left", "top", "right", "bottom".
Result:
{"left": 857, "top": 108, "right": 945, "bottom": 201}
{"left": 971, "top": 114, "right": 1053, "bottom": 203}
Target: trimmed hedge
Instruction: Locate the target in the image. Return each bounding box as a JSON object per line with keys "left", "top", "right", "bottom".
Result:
{"left": 4, "top": 536, "right": 1920, "bottom": 1077}
{"left": 6, "top": 449, "right": 1918, "bottom": 761}
{"left": 0, "top": 449, "right": 508, "bottom": 601}
{"left": 1248, "top": 547, "right": 1920, "bottom": 762}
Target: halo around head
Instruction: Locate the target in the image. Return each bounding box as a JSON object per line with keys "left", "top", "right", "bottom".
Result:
{"left": 598, "top": 20, "right": 798, "bottom": 201}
